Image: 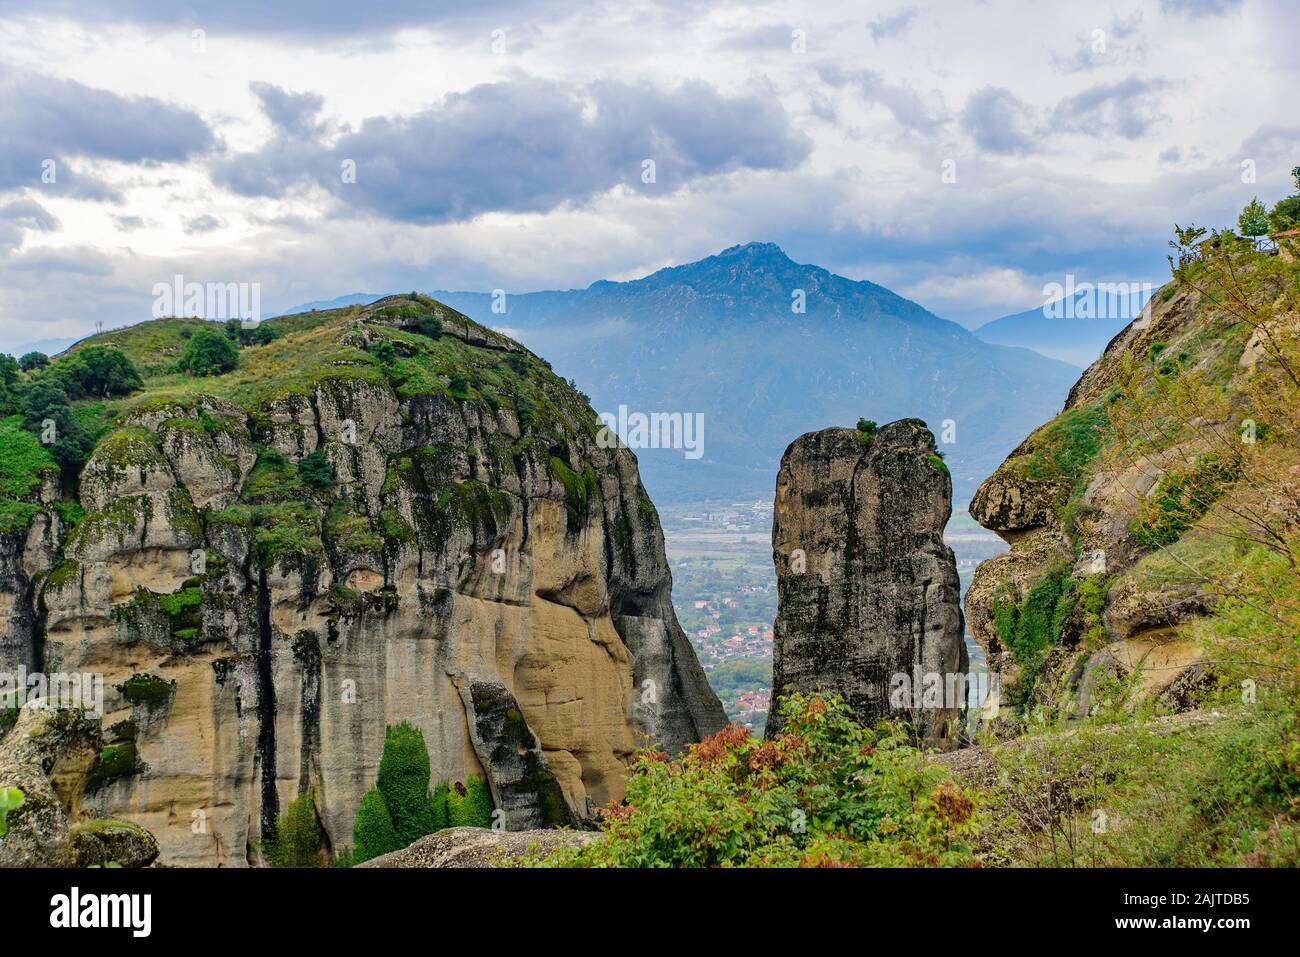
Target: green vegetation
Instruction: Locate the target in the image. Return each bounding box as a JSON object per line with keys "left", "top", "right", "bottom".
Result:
{"left": 926, "top": 452, "right": 949, "bottom": 476}
{"left": 538, "top": 693, "right": 981, "bottom": 868}
{"left": 296, "top": 449, "right": 335, "bottom": 489}
{"left": 0, "top": 786, "right": 23, "bottom": 837}
{"left": 855, "top": 417, "right": 877, "bottom": 442}
{"left": 446, "top": 776, "right": 493, "bottom": 829}
{"left": 263, "top": 788, "right": 323, "bottom": 867}
{"left": 1012, "top": 400, "right": 1109, "bottom": 495}
{"left": 993, "top": 566, "right": 1074, "bottom": 706}
{"left": 176, "top": 330, "right": 239, "bottom": 377}
{"left": 1131, "top": 453, "right": 1238, "bottom": 549}
{"left": 49, "top": 346, "right": 142, "bottom": 399}
{"left": 376, "top": 721, "right": 438, "bottom": 846}
{"left": 18, "top": 352, "right": 48, "bottom": 372}
{"left": 86, "top": 742, "right": 138, "bottom": 792}
{"left": 352, "top": 787, "right": 401, "bottom": 863}
{"left": 117, "top": 673, "right": 175, "bottom": 710}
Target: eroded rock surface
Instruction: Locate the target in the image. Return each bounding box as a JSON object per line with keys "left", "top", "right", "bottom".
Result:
{"left": 0, "top": 296, "right": 725, "bottom": 866}
{"left": 767, "top": 420, "right": 965, "bottom": 743}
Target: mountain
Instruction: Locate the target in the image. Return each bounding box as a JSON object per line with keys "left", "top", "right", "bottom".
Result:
{"left": 973, "top": 286, "right": 1154, "bottom": 368}
{"left": 429, "top": 243, "right": 1080, "bottom": 504}
{"left": 0, "top": 296, "right": 724, "bottom": 865}
{"left": 282, "top": 245, "right": 1081, "bottom": 504}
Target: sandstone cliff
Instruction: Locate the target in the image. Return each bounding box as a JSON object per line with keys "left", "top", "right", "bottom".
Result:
{"left": 0, "top": 295, "right": 725, "bottom": 866}
{"left": 965, "top": 239, "right": 1300, "bottom": 721}
{"left": 767, "top": 420, "right": 965, "bottom": 743}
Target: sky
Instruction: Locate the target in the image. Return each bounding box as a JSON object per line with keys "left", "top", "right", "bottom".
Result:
{"left": 0, "top": 0, "right": 1296, "bottom": 352}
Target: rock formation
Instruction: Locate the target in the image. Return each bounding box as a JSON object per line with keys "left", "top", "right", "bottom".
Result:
{"left": 0, "top": 295, "right": 725, "bottom": 866}
{"left": 766, "top": 420, "right": 965, "bottom": 743}
{"left": 963, "top": 273, "right": 1275, "bottom": 717}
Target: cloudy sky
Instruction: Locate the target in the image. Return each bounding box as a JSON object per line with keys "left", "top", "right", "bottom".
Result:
{"left": 0, "top": 0, "right": 1296, "bottom": 352}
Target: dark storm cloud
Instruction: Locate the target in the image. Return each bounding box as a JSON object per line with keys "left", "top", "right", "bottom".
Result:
{"left": 0, "top": 67, "right": 216, "bottom": 192}
{"left": 213, "top": 77, "right": 811, "bottom": 224}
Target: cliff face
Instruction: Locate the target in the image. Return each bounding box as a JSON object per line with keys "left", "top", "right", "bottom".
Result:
{"left": 0, "top": 295, "right": 725, "bottom": 866}
{"left": 767, "top": 420, "right": 965, "bottom": 742}
{"left": 965, "top": 245, "right": 1300, "bottom": 720}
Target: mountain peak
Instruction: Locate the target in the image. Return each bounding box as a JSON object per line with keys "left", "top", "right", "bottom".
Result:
{"left": 715, "top": 241, "right": 790, "bottom": 262}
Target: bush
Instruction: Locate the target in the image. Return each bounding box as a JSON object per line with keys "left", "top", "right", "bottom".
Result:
{"left": 367, "top": 338, "right": 396, "bottom": 366}
{"left": 176, "top": 330, "right": 239, "bottom": 377}
{"left": 430, "top": 781, "right": 450, "bottom": 831}
{"left": 1131, "top": 454, "right": 1238, "bottom": 550}
{"left": 537, "top": 693, "right": 981, "bottom": 868}
{"left": 296, "top": 450, "right": 334, "bottom": 489}
{"left": 376, "top": 721, "right": 437, "bottom": 846}
{"left": 264, "top": 789, "right": 322, "bottom": 867}
{"left": 18, "top": 352, "right": 48, "bottom": 372}
{"left": 447, "top": 775, "right": 494, "bottom": 829}
{"left": 353, "top": 787, "right": 401, "bottom": 863}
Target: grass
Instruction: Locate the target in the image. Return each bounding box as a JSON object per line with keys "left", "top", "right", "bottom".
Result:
{"left": 0, "top": 415, "right": 58, "bottom": 498}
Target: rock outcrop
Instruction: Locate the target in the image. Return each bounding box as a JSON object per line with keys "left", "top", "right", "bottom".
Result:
{"left": 0, "top": 295, "right": 725, "bottom": 866}
{"left": 357, "top": 824, "right": 599, "bottom": 867}
{"left": 766, "top": 420, "right": 965, "bottom": 743}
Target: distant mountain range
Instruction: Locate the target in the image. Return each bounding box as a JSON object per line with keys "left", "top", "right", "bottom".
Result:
{"left": 277, "top": 243, "right": 1082, "bottom": 504}
{"left": 972, "top": 286, "right": 1154, "bottom": 368}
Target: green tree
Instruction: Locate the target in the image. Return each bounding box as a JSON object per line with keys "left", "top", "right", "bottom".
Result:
{"left": 176, "top": 330, "right": 239, "bottom": 376}
{"left": 417, "top": 316, "right": 442, "bottom": 340}
{"left": 352, "top": 787, "right": 401, "bottom": 863}
{"left": 296, "top": 450, "right": 334, "bottom": 489}
{"left": 20, "top": 381, "right": 93, "bottom": 476}
{"left": 17, "top": 352, "right": 47, "bottom": 372}
{"left": 51, "top": 346, "right": 141, "bottom": 398}
{"left": 376, "top": 721, "right": 436, "bottom": 846}
{"left": 1238, "top": 197, "right": 1271, "bottom": 238}
{"left": 264, "top": 789, "right": 322, "bottom": 867}
{"left": 447, "top": 775, "right": 494, "bottom": 828}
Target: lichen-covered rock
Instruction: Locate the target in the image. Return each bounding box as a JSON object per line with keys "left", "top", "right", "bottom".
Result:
{"left": 0, "top": 704, "right": 99, "bottom": 867}
{"left": 767, "top": 420, "right": 965, "bottom": 744}
{"left": 69, "top": 818, "right": 160, "bottom": 868}
{"left": 356, "top": 824, "right": 600, "bottom": 868}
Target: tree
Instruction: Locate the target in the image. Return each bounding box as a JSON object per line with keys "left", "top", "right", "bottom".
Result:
{"left": 1238, "top": 197, "right": 1271, "bottom": 238}
{"left": 177, "top": 330, "right": 239, "bottom": 377}
{"left": 20, "top": 380, "right": 93, "bottom": 476}
{"left": 51, "top": 346, "right": 142, "bottom": 398}
{"left": 17, "top": 352, "right": 47, "bottom": 372}
{"left": 417, "top": 316, "right": 442, "bottom": 340}
{"left": 352, "top": 787, "right": 401, "bottom": 863}
{"left": 376, "top": 721, "right": 436, "bottom": 846}
{"left": 1270, "top": 195, "right": 1300, "bottom": 233}
{"left": 297, "top": 450, "right": 334, "bottom": 489}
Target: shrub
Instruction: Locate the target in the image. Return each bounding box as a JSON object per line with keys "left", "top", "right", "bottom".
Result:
{"left": 448, "top": 375, "right": 471, "bottom": 401}
{"left": 18, "top": 352, "right": 48, "bottom": 372}
{"left": 417, "top": 316, "right": 443, "bottom": 340}
{"left": 264, "top": 789, "right": 322, "bottom": 868}
{"left": 296, "top": 450, "right": 334, "bottom": 489}
{"left": 1131, "top": 454, "right": 1238, "bottom": 550}
{"left": 537, "top": 693, "right": 981, "bottom": 868}
{"left": 353, "top": 787, "right": 401, "bottom": 863}
{"left": 376, "top": 721, "right": 437, "bottom": 846}
{"left": 367, "top": 339, "right": 396, "bottom": 366}
{"left": 430, "top": 781, "right": 450, "bottom": 831}
{"left": 447, "top": 775, "right": 494, "bottom": 829}
{"left": 176, "top": 330, "right": 239, "bottom": 377}
{"left": 993, "top": 566, "right": 1073, "bottom": 705}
